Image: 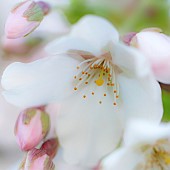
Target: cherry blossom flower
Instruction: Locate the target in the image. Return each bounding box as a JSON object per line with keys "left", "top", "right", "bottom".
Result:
{"left": 102, "top": 119, "right": 170, "bottom": 170}
{"left": 1, "top": 15, "right": 163, "bottom": 167}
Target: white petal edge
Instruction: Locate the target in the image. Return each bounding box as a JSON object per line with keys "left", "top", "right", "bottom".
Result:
{"left": 46, "top": 15, "right": 119, "bottom": 56}
{"left": 110, "top": 42, "right": 151, "bottom": 78}
{"left": 1, "top": 54, "right": 80, "bottom": 108}
{"left": 71, "top": 15, "right": 119, "bottom": 53}
{"left": 117, "top": 74, "right": 163, "bottom": 124}
{"left": 124, "top": 119, "right": 170, "bottom": 146}
{"left": 46, "top": 36, "right": 100, "bottom": 56}
{"left": 102, "top": 147, "right": 143, "bottom": 170}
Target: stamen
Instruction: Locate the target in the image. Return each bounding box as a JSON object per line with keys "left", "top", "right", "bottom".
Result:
{"left": 73, "top": 56, "right": 120, "bottom": 106}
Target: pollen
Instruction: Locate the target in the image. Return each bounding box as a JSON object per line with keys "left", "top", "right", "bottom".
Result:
{"left": 104, "top": 94, "right": 106, "bottom": 96}
{"left": 92, "top": 92, "right": 95, "bottom": 95}
{"left": 113, "top": 102, "right": 117, "bottom": 106}
{"left": 95, "top": 78, "right": 104, "bottom": 86}
{"left": 164, "top": 155, "right": 170, "bottom": 165}
{"left": 74, "top": 87, "right": 77, "bottom": 91}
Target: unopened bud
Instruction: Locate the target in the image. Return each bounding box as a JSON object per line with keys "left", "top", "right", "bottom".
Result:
{"left": 15, "top": 107, "right": 50, "bottom": 151}
{"left": 19, "top": 148, "right": 55, "bottom": 170}
{"left": 41, "top": 138, "right": 58, "bottom": 159}
{"left": 5, "top": 0, "right": 51, "bottom": 39}
{"left": 127, "top": 27, "right": 170, "bottom": 84}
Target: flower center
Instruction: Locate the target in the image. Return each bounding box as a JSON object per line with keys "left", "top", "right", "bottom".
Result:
{"left": 73, "top": 56, "right": 119, "bottom": 106}
{"left": 138, "top": 140, "right": 170, "bottom": 170}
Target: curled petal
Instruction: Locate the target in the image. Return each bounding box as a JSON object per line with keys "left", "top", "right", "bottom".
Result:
{"left": 1, "top": 55, "right": 80, "bottom": 107}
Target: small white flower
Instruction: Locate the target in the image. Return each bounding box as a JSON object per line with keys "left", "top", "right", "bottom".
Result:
{"left": 1, "top": 15, "right": 163, "bottom": 167}
{"left": 102, "top": 119, "right": 170, "bottom": 170}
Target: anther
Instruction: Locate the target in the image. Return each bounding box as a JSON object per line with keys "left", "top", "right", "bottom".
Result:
{"left": 113, "top": 102, "right": 117, "bottom": 106}
{"left": 83, "top": 95, "right": 86, "bottom": 99}
{"left": 77, "top": 66, "right": 80, "bottom": 69}
{"left": 74, "top": 87, "right": 77, "bottom": 91}
{"left": 99, "top": 101, "right": 102, "bottom": 104}
{"left": 92, "top": 92, "right": 95, "bottom": 95}
{"left": 85, "top": 82, "right": 88, "bottom": 85}
{"left": 104, "top": 94, "right": 106, "bottom": 96}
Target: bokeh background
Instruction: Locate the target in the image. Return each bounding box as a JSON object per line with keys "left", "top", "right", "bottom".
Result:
{"left": 0, "top": 0, "right": 170, "bottom": 169}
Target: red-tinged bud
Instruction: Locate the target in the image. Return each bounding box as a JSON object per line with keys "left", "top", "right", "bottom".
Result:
{"left": 15, "top": 107, "right": 50, "bottom": 151}
{"left": 41, "top": 138, "right": 59, "bottom": 159}
{"left": 19, "top": 148, "right": 55, "bottom": 170}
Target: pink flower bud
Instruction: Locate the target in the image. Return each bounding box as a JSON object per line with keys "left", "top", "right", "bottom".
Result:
{"left": 41, "top": 138, "right": 58, "bottom": 159}
{"left": 19, "top": 148, "right": 55, "bottom": 170}
{"left": 15, "top": 107, "right": 50, "bottom": 151}
{"left": 5, "top": 0, "right": 50, "bottom": 39}
{"left": 128, "top": 28, "right": 170, "bottom": 84}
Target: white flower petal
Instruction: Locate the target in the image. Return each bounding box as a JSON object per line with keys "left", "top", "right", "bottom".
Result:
{"left": 56, "top": 84, "right": 124, "bottom": 167}
{"left": 46, "top": 36, "right": 100, "bottom": 56}
{"left": 110, "top": 42, "right": 150, "bottom": 77}
{"left": 117, "top": 74, "right": 163, "bottom": 124}
{"left": 110, "top": 42, "right": 163, "bottom": 123}
{"left": 71, "top": 15, "right": 119, "bottom": 54}
{"left": 124, "top": 119, "right": 170, "bottom": 146}
{"left": 1, "top": 55, "right": 80, "bottom": 108}
{"left": 102, "top": 147, "right": 143, "bottom": 170}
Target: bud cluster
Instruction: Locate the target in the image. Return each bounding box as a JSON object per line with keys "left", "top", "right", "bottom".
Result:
{"left": 15, "top": 107, "right": 58, "bottom": 170}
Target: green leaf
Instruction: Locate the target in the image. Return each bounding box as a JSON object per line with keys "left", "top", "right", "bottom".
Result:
{"left": 162, "top": 90, "right": 170, "bottom": 122}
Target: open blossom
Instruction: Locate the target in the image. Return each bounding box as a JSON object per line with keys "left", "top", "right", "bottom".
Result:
{"left": 5, "top": 0, "right": 50, "bottom": 39}
{"left": 102, "top": 119, "right": 170, "bottom": 170}
{"left": 126, "top": 28, "right": 170, "bottom": 84}
{"left": 15, "top": 107, "right": 50, "bottom": 151}
{"left": 19, "top": 148, "right": 55, "bottom": 170}
{"left": 1, "top": 15, "right": 163, "bottom": 167}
